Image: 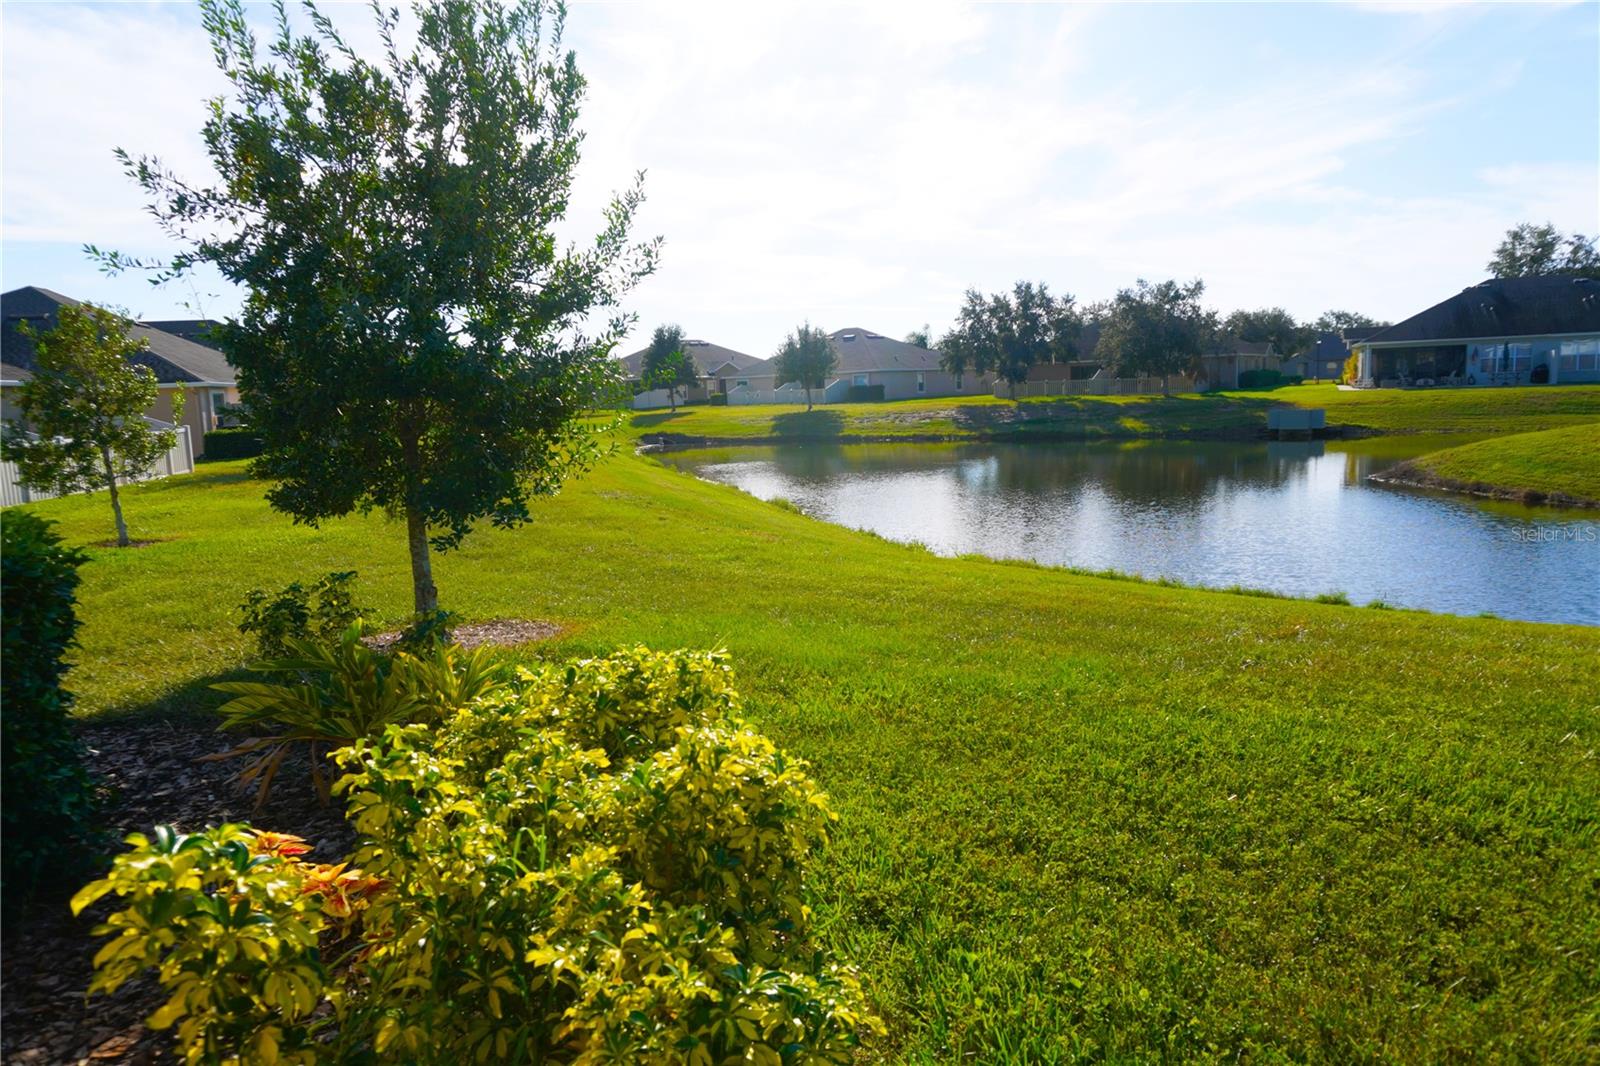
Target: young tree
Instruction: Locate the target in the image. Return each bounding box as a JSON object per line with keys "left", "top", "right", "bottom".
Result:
{"left": 939, "top": 282, "right": 1081, "bottom": 400}
{"left": 1488, "top": 223, "right": 1600, "bottom": 280}
{"left": 772, "top": 323, "right": 836, "bottom": 411}
{"left": 641, "top": 324, "right": 696, "bottom": 411}
{"left": 2, "top": 304, "right": 176, "bottom": 546}
{"left": 1096, "top": 279, "right": 1211, "bottom": 396}
{"left": 904, "top": 324, "right": 932, "bottom": 349}
{"left": 101, "top": 0, "right": 658, "bottom": 614}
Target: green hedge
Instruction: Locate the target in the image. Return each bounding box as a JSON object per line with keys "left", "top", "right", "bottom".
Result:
{"left": 202, "top": 427, "right": 264, "bottom": 460}
{"left": 846, "top": 384, "right": 885, "bottom": 402}
{"left": 2, "top": 513, "right": 96, "bottom": 917}
{"left": 1237, "top": 369, "right": 1304, "bottom": 389}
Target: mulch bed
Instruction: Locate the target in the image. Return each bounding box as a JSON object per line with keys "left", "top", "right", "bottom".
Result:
{"left": 2, "top": 619, "right": 560, "bottom": 1065}
{"left": 2, "top": 722, "right": 353, "bottom": 1065}
{"left": 363, "top": 617, "right": 561, "bottom": 652}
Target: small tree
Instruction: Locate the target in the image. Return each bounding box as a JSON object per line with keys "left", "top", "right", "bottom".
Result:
{"left": 1096, "top": 278, "right": 1211, "bottom": 396}
{"left": 773, "top": 323, "right": 836, "bottom": 410}
{"left": 1488, "top": 223, "right": 1600, "bottom": 280}
{"left": 102, "top": 0, "right": 659, "bottom": 614}
{"left": 904, "top": 324, "right": 932, "bottom": 348}
{"left": 2, "top": 304, "right": 176, "bottom": 546}
{"left": 640, "top": 324, "right": 696, "bottom": 411}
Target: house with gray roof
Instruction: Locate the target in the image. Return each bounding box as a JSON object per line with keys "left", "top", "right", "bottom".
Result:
{"left": 1351, "top": 275, "right": 1600, "bottom": 387}
{"left": 2, "top": 287, "right": 239, "bottom": 454}
{"left": 1281, "top": 332, "right": 1351, "bottom": 382}
{"left": 726, "top": 328, "right": 993, "bottom": 404}
{"left": 615, "top": 338, "right": 770, "bottom": 407}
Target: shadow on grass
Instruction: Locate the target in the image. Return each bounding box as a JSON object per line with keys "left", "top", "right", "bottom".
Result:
{"left": 78, "top": 665, "right": 250, "bottom": 728}
{"left": 771, "top": 409, "right": 847, "bottom": 438}
{"left": 632, "top": 411, "right": 692, "bottom": 428}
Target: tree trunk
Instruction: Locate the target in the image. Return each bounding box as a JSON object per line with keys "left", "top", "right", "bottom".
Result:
{"left": 100, "top": 444, "right": 130, "bottom": 547}
{"left": 1008, "top": 379, "right": 1018, "bottom": 403}
{"left": 406, "top": 505, "right": 438, "bottom": 615}
{"left": 669, "top": 386, "right": 677, "bottom": 412}
{"left": 805, "top": 385, "right": 813, "bottom": 411}
{"left": 1162, "top": 372, "right": 1171, "bottom": 397}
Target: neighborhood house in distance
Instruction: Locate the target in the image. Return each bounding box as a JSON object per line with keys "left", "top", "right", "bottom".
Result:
{"left": 619, "top": 275, "right": 1600, "bottom": 408}
{"left": 1350, "top": 275, "right": 1600, "bottom": 387}
{"left": 1, "top": 286, "right": 240, "bottom": 453}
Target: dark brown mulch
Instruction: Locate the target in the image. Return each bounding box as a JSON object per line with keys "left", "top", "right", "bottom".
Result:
{"left": 1, "top": 720, "right": 355, "bottom": 1066}
{"left": 363, "top": 617, "right": 561, "bottom": 653}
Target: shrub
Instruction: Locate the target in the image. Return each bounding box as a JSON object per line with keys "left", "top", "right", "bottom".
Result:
{"left": 84, "top": 647, "right": 876, "bottom": 1063}
{"left": 845, "top": 384, "right": 885, "bottom": 403}
{"left": 202, "top": 427, "right": 265, "bottom": 460}
{"left": 71, "top": 825, "right": 383, "bottom": 1066}
{"left": 1341, "top": 350, "right": 1361, "bottom": 384}
{"left": 708, "top": 393, "right": 728, "bottom": 406}
{"left": 210, "top": 629, "right": 511, "bottom": 804}
{"left": 2, "top": 512, "right": 96, "bottom": 916}
{"left": 238, "top": 571, "right": 365, "bottom": 661}
{"left": 1237, "top": 369, "right": 1289, "bottom": 389}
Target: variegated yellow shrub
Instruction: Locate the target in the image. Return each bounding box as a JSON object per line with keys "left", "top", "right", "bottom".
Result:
{"left": 77, "top": 647, "right": 876, "bottom": 1064}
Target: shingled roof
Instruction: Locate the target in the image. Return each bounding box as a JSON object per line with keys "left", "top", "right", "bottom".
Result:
{"left": 1362, "top": 275, "right": 1600, "bottom": 345}
{"left": 827, "top": 328, "right": 943, "bottom": 373}
{"left": 2, "top": 287, "right": 236, "bottom": 385}
{"left": 616, "top": 339, "right": 767, "bottom": 379}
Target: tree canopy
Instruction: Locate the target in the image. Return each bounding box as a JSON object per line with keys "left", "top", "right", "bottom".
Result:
{"left": 938, "top": 282, "right": 1081, "bottom": 399}
{"left": 1312, "top": 309, "right": 1388, "bottom": 336}
{"left": 641, "top": 324, "right": 696, "bottom": 411}
{"left": 1221, "top": 307, "right": 1309, "bottom": 356}
{"left": 772, "top": 324, "right": 836, "bottom": 410}
{"left": 1487, "top": 223, "right": 1600, "bottom": 280}
{"left": 102, "top": 0, "right": 658, "bottom": 613}
{"left": 1095, "top": 279, "right": 1211, "bottom": 395}
{"left": 1, "top": 304, "right": 176, "bottom": 546}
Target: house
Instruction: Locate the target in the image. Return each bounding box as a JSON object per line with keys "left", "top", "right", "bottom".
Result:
{"left": 615, "top": 339, "right": 768, "bottom": 408}
{"left": 2, "top": 287, "right": 239, "bottom": 454}
{"left": 1281, "top": 332, "right": 1351, "bottom": 382}
{"left": 1196, "top": 338, "right": 1279, "bottom": 390}
{"left": 1351, "top": 275, "right": 1600, "bottom": 387}
{"left": 726, "top": 328, "right": 993, "bottom": 404}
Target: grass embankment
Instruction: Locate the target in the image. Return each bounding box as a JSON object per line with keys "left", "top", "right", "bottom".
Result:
{"left": 633, "top": 383, "right": 1600, "bottom": 443}
{"left": 17, "top": 454, "right": 1600, "bottom": 1061}
{"left": 1378, "top": 422, "right": 1600, "bottom": 508}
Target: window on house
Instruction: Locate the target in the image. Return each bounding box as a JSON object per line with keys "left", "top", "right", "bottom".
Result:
{"left": 853, "top": 373, "right": 869, "bottom": 386}
{"left": 1508, "top": 344, "right": 1531, "bottom": 372}
{"left": 916, "top": 372, "right": 925, "bottom": 393}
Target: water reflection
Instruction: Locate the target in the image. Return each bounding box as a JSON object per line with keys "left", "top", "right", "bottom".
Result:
{"left": 668, "top": 438, "right": 1600, "bottom": 626}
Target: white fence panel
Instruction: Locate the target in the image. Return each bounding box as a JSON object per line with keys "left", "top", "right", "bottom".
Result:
{"left": 1, "top": 426, "right": 193, "bottom": 508}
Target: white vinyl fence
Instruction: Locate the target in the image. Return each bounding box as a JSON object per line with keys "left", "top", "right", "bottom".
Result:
{"left": 1, "top": 424, "right": 193, "bottom": 507}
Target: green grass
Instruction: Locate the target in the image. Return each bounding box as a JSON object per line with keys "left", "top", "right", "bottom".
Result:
{"left": 16, "top": 452, "right": 1600, "bottom": 1061}
{"left": 633, "top": 383, "right": 1600, "bottom": 442}
{"left": 1400, "top": 422, "right": 1600, "bottom": 504}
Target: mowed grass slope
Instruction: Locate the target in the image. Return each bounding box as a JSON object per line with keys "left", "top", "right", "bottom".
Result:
{"left": 16, "top": 453, "right": 1600, "bottom": 1062}
{"left": 632, "top": 383, "right": 1600, "bottom": 442}
{"left": 1400, "top": 421, "right": 1600, "bottom": 504}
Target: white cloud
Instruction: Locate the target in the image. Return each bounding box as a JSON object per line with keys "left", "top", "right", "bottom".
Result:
{"left": 2, "top": 1, "right": 1596, "bottom": 351}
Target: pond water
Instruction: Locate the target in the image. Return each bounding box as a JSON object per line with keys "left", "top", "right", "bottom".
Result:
{"left": 666, "top": 437, "right": 1600, "bottom": 626}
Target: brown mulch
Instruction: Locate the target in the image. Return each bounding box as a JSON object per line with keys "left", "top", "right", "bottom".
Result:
{"left": 363, "top": 617, "right": 561, "bottom": 652}
{"left": 1, "top": 721, "right": 355, "bottom": 1066}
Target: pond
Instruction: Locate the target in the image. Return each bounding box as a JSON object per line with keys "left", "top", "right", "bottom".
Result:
{"left": 666, "top": 437, "right": 1600, "bottom": 626}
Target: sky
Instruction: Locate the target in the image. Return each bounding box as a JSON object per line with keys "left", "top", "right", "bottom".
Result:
{"left": 3, "top": 1, "right": 1597, "bottom": 357}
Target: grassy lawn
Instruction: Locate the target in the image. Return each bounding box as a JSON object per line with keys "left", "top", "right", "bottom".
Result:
{"left": 632, "top": 383, "right": 1600, "bottom": 443}
{"left": 1395, "top": 422, "right": 1600, "bottom": 505}
{"left": 15, "top": 446, "right": 1600, "bottom": 1061}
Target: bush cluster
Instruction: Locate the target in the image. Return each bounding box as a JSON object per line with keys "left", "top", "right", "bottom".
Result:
{"left": 1237, "top": 368, "right": 1303, "bottom": 389}
{"left": 202, "top": 427, "right": 265, "bottom": 461}
{"left": 78, "top": 646, "right": 876, "bottom": 1063}
{"left": 238, "top": 571, "right": 364, "bottom": 661}
{"left": 2, "top": 512, "right": 97, "bottom": 917}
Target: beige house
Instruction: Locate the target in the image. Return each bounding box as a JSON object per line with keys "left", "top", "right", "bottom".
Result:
{"left": 1, "top": 287, "right": 238, "bottom": 455}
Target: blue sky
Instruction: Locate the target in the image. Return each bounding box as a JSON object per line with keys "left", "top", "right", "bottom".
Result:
{"left": 3, "top": 1, "right": 1596, "bottom": 355}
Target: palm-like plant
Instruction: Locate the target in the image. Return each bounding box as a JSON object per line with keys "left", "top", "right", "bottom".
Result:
{"left": 207, "top": 627, "right": 511, "bottom": 806}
